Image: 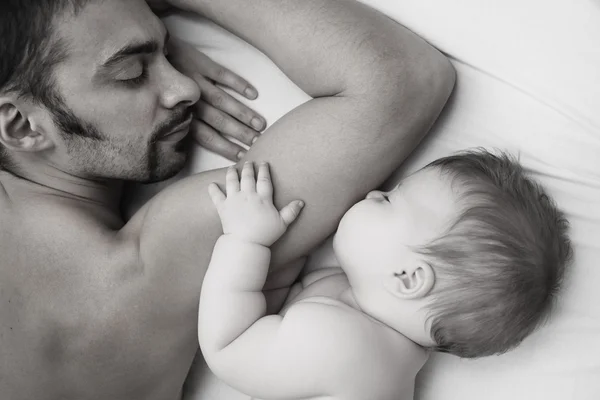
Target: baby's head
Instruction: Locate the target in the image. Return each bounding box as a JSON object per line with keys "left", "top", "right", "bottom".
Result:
{"left": 333, "top": 149, "right": 572, "bottom": 358}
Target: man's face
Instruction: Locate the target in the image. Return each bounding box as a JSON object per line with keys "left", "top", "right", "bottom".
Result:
{"left": 49, "top": 0, "right": 200, "bottom": 182}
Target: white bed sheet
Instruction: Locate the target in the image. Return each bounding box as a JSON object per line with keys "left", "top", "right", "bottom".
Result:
{"left": 132, "top": 1, "right": 600, "bottom": 399}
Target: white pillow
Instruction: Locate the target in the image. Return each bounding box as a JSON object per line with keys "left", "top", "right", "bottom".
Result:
{"left": 141, "top": 1, "right": 600, "bottom": 398}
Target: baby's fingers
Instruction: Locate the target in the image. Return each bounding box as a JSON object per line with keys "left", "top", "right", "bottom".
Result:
{"left": 256, "top": 162, "right": 273, "bottom": 200}
{"left": 226, "top": 166, "right": 240, "bottom": 193}
{"left": 241, "top": 162, "right": 256, "bottom": 192}
{"left": 208, "top": 183, "right": 226, "bottom": 207}
{"left": 280, "top": 200, "right": 305, "bottom": 227}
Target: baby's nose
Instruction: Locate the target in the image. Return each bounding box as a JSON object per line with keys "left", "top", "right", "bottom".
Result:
{"left": 366, "top": 190, "right": 385, "bottom": 200}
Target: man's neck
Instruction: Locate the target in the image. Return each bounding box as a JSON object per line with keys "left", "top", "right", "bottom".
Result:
{"left": 4, "top": 163, "right": 124, "bottom": 215}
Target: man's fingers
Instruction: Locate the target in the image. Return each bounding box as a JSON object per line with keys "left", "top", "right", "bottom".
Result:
{"left": 240, "top": 162, "right": 256, "bottom": 192}
{"left": 256, "top": 162, "right": 273, "bottom": 199}
{"left": 194, "top": 99, "right": 261, "bottom": 146}
{"left": 190, "top": 120, "right": 246, "bottom": 161}
{"left": 198, "top": 56, "right": 259, "bottom": 100}
{"left": 196, "top": 81, "right": 265, "bottom": 132}
{"left": 207, "top": 183, "right": 226, "bottom": 207}
{"left": 225, "top": 166, "right": 240, "bottom": 194}
{"left": 280, "top": 200, "right": 305, "bottom": 227}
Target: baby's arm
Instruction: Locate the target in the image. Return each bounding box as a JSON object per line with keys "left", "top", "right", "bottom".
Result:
{"left": 199, "top": 162, "right": 303, "bottom": 352}
{"left": 200, "top": 162, "right": 326, "bottom": 398}
{"left": 199, "top": 163, "right": 408, "bottom": 399}
{"left": 199, "top": 235, "right": 272, "bottom": 351}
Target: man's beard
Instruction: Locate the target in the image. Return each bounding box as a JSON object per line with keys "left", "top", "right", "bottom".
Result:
{"left": 146, "top": 107, "right": 192, "bottom": 182}
{"left": 48, "top": 98, "right": 191, "bottom": 183}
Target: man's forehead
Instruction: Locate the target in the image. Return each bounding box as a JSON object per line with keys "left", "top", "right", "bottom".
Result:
{"left": 56, "top": 0, "right": 164, "bottom": 64}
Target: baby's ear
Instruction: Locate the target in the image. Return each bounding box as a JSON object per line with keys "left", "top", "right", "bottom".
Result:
{"left": 384, "top": 262, "right": 435, "bottom": 300}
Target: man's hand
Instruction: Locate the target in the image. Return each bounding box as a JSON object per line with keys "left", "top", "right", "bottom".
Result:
{"left": 168, "top": 37, "right": 266, "bottom": 160}
{"left": 208, "top": 162, "right": 304, "bottom": 246}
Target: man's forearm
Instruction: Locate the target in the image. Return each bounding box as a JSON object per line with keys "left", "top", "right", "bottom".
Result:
{"left": 135, "top": 0, "right": 455, "bottom": 294}
{"left": 166, "top": 0, "right": 454, "bottom": 263}
{"left": 169, "top": 0, "right": 452, "bottom": 98}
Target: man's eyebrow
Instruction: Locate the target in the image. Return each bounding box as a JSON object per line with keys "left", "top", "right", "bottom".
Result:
{"left": 100, "top": 31, "right": 170, "bottom": 69}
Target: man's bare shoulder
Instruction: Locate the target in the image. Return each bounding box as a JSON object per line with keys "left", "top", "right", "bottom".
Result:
{"left": 0, "top": 176, "right": 157, "bottom": 398}
{"left": 0, "top": 175, "right": 139, "bottom": 311}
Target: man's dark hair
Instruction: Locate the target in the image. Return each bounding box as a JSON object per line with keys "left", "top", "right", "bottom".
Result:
{"left": 0, "top": 0, "right": 93, "bottom": 169}
{"left": 418, "top": 149, "right": 572, "bottom": 358}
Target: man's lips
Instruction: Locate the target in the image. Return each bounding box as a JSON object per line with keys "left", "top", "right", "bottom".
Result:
{"left": 160, "top": 115, "right": 193, "bottom": 140}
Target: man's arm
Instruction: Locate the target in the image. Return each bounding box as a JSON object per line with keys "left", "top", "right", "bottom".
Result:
{"left": 122, "top": 0, "right": 454, "bottom": 308}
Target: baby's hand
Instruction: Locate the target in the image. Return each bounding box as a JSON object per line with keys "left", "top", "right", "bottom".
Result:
{"left": 208, "top": 162, "right": 304, "bottom": 246}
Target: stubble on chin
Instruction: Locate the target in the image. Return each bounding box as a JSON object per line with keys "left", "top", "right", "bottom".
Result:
{"left": 144, "top": 137, "right": 189, "bottom": 183}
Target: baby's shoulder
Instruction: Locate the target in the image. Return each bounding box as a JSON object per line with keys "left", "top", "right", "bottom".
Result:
{"left": 283, "top": 299, "right": 426, "bottom": 400}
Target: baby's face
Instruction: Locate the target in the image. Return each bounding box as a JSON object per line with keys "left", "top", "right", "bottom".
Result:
{"left": 333, "top": 167, "right": 459, "bottom": 287}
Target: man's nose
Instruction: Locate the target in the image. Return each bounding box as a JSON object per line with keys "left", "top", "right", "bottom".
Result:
{"left": 161, "top": 69, "right": 201, "bottom": 110}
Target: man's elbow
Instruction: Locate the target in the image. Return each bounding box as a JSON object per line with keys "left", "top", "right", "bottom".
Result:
{"left": 380, "top": 46, "right": 455, "bottom": 113}
{"left": 362, "top": 46, "right": 456, "bottom": 143}
{"left": 409, "top": 47, "right": 456, "bottom": 111}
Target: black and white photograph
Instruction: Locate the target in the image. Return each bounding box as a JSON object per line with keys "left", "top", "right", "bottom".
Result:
{"left": 0, "top": 1, "right": 598, "bottom": 399}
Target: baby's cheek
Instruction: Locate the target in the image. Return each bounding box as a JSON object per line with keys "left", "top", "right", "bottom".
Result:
{"left": 335, "top": 230, "right": 368, "bottom": 269}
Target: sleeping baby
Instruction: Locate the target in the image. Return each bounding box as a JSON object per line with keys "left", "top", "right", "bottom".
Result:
{"left": 198, "top": 149, "right": 572, "bottom": 400}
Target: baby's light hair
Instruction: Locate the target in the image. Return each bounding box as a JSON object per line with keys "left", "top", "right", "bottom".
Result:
{"left": 417, "top": 149, "right": 572, "bottom": 358}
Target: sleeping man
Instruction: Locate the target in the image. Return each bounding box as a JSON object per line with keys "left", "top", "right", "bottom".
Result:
{"left": 0, "top": 0, "right": 454, "bottom": 399}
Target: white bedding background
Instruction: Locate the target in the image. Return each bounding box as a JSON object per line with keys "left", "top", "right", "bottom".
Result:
{"left": 133, "top": 1, "right": 600, "bottom": 399}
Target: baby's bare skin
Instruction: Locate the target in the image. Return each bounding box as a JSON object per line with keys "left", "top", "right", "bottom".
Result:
{"left": 198, "top": 164, "right": 429, "bottom": 400}
{"left": 277, "top": 268, "right": 426, "bottom": 400}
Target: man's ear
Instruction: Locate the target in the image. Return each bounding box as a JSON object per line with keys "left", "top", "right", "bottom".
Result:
{"left": 0, "top": 98, "right": 54, "bottom": 153}
{"left": 384, "top": 262, "right": 435, "bottom": 300}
